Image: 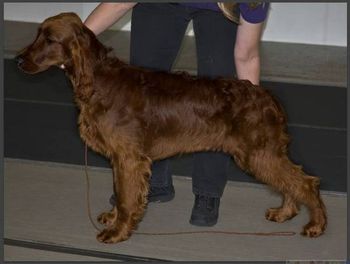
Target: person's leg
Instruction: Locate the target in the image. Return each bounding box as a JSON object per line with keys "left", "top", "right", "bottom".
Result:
{"left": 190, "top": 8, "right": 237, "bottom": 225}
{"left": 130, "top": 3, "right": 190, "bottom": 71}
{"left": 131, "top": 3, "right": 191, "bottom": 201}
{"left": 194, "top": 10, "right": 237, "bottom": 78}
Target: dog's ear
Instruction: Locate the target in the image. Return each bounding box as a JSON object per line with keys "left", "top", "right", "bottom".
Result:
{"left": 67, "top": 32, "right": 96, "bottom": 103}
{"left": 67, "top": 23, "right": 108, "bottom": 83}
{"left": 67, "top": 24, "right": 94, "bottom": 86}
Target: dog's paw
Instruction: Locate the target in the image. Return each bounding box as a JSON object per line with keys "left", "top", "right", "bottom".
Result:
{"left": 265, "top": 208, "right": 297, "bottom": 223}
{"left": 97, "top": 210, "right": 117, "bottom": 227}
{"left": 96, "top": 228, "right": 129, "bottom": 244}
{"left": 301, "top": 222, "right": 325, "bottom": 238}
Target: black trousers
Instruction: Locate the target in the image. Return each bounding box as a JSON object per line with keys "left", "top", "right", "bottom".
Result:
{"left": 130, "top": 3, "right": 237, "bottom": 198}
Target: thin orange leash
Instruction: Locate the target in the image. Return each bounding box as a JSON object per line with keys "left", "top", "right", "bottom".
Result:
{"left": 84, "top": 144, "right": 102, "bottom": 232}
{"left": 83, "top": 144, "right": 296, "bottom": 237}
{"left": 135, "top": 230, "right": 296, "bottom": 236}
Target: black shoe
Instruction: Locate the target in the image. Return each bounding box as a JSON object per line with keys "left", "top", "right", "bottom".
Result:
{"left": 189, "top": 195, "right": 220, "bottom": 227}
{"left": 109, "top": 185, "right": 175, "bottom": 206}
{"left": 109, "top": 193, "right": 117, "bottom": 206}
{"left": 148, "top": 185, "right": 175, "bottom": 203}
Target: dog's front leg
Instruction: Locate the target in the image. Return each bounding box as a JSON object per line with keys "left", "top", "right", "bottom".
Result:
{"left": 97, "top": 151, "right": 151, "bottom": 243}
{"left": 97, "top": 165, "right": 120, "bottom": 227}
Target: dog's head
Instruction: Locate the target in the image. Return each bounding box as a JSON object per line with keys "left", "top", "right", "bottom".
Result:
{"left": 16, "top": 12, "right": 108, "bottom": 75}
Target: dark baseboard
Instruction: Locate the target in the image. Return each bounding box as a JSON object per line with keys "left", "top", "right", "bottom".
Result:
{"left": 4, "top": 59, "right": 346, "bottom": 192}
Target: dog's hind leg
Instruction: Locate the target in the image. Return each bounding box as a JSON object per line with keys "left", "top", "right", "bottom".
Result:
{"left": 265, "top": 194, "right": 299, "bottom": 223}
{"left": 246, "top": 150, "right": 327, "bottom": 237}
{"left": 227, "top": 145, "right": 299, "bottom": 223}
{"left": 97, "top": 149, "right": 151, "bottom": 243}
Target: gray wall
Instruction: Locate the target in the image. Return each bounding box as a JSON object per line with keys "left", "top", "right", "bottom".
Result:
{"left": 4, "top": 2, "right": 347, "bottom": 46}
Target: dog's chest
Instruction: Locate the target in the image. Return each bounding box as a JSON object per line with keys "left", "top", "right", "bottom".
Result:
{"left": 78, "top": 110, "right": 107, "bottom": 155}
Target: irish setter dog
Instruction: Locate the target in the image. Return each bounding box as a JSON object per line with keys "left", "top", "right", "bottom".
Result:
{"left": 17, "top": 13, "right": 327, "bottom": 243}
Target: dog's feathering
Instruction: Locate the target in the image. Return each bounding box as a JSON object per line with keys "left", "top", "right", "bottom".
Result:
{"left": 17, "top": 12, "right": 327, "bottom": 243}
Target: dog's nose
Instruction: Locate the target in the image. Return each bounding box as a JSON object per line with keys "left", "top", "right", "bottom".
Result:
{"left": 16, "top": 56, "right": 25, "bottom": 67}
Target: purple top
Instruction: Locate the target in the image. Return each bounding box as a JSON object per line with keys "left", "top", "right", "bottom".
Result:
{"left": 182, "top": 2, "right": 269, "bottom": 23}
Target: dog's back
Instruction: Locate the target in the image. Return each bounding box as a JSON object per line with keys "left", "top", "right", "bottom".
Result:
{"left": 17, "top": 13, "right": 327, "bottom": 243}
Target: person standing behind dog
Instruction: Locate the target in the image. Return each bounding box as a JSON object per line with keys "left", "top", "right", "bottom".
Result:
{"left": 85, "top": 2, "right": 269, "bottom": 227}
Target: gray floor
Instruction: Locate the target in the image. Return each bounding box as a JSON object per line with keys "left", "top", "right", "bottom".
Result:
{"left": 4, "top": 245, "right": 116, "bottom": 262}
{"left": 4, "top": 158, "right": 347, "bottom": 261}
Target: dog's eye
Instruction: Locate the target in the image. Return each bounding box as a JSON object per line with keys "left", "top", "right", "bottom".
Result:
{"left": 46, "top": 38, "right": 55, "bottom": 44}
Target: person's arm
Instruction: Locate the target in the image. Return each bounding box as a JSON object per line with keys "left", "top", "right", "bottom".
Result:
{"left": 84, "top": 2, "right": 137, "bottom": 35}
{"left": 234, "top": 15, "right": 264, "bottom": 85}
